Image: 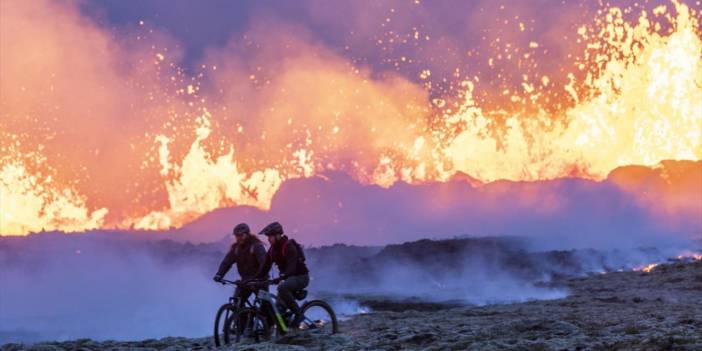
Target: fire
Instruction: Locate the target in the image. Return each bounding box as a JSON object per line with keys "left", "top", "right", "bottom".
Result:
{"left": 631, "top": 250, "right": 702, "bottom": 273}
{"left": 441, "top": 0, "right": 702, "bottom": 182}
{"left": 128, "top": 111, "right": 285, "bottom": 230}
{"left": 0, "top": 143, "right": 108, "bottom": 234}
{"left": 0, "top": 0, "right": 700, "bottom": 234}
{"left": 634, "top": 263, "right": 659, "bottom": 273}
{"left": 675, "top": 251, "right": 702, "bottom": 261}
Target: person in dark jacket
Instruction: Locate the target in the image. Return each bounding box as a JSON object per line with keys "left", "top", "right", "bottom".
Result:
{"left": 254, "top": 221, "right": 309, "bottom": 327}
{"left": 213, "top": 223, "right": 268, "bottom": 306}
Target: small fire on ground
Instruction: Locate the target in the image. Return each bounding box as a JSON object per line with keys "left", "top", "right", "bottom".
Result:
{"left": 632, "top": 251, "right": 702, "bottom": 273}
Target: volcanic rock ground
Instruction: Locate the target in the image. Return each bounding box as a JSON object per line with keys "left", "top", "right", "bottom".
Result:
{"left": 3, "top": 260, "right": 701, "bottom": 351}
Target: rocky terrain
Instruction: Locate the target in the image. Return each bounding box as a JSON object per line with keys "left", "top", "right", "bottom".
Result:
{"left": 4, "top": 258, "right": 701, "bottom": 350}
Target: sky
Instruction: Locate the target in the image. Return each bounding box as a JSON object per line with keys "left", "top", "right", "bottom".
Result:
{"left": 75, "top": 0, "right": 600, "bottom": 93}
{"left": 0, "top": 0, "right": 701, "bottom": 237}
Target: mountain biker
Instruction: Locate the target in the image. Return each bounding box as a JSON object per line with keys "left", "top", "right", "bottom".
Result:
{"left": 254, "top": 221, "right": 309, "bottom": 328}
{"left": 213, "top": 223, "right": 268, "bottom": 306}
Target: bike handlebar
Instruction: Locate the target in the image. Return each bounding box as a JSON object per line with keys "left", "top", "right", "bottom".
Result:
{"left": 218, "top": 278, "right": 276, "bottom": 286}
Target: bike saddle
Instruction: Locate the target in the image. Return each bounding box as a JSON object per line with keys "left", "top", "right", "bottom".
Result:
{"left": 294, "top": 289, "right": 308, "bottom": 300}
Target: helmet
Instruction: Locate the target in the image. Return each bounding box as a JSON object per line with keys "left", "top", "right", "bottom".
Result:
{"left": 233, "top": 223, "right": 251, "bottom": 236}
{"left": 259, "top": 222, "right": 284, "bottom": 236}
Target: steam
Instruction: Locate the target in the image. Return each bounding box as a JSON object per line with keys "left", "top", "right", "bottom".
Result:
{"left": 1, "top": 232, "right": 699, "bottom": 343}
{"left": 166, "top": 167, "right": 700, "bottom": 246}
{"left": 317, "top": 256, "right": 571, "bottom": 305}
{"left": 0, "top": 236, "right": 222, "bottom": 342}
{"left": 304, "top": 237, "right": 700, "bottom": 307}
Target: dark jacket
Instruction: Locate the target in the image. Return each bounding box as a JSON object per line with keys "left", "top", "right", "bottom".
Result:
{"left": 216, "top": 238, "right": 267, "bottom": 280}
{"left": 256, "top": 235, "right": 309, "bottom": 279}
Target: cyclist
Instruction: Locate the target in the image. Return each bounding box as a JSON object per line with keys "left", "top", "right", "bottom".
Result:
{"left": 213, "top": 223, "right": 268, "bottom": 306}
{"left": 254, "top": 221, "right": 309, "bottom": 328}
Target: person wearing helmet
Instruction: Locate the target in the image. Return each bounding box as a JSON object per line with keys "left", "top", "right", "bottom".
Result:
{"left": 213, "top": 223, "right": 268, "bottom": 307}
{"left": 254, "top": 221, "right": 309, "bottom": 328}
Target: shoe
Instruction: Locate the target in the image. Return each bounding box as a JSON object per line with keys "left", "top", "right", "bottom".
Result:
{"left": 282, "top": 311, "right": 294, "bottom": 324}
{"left": 290, "top": 313, "right": 304, "bottom": 329}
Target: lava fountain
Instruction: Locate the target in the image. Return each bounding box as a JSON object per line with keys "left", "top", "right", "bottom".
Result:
{"left": 0, "top": 0, "right": 700, "bottom": 234}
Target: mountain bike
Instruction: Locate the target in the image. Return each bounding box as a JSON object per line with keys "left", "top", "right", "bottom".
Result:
{"left": 213, "top": 279, "right": 265, "bottom": 346}
{"left": 226, "top": 278, "right": 339, "bottom": 343}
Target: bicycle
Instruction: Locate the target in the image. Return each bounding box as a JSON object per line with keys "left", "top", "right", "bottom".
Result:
{"left": 227, "top": 278, "right": 339, "bottom": 343}
{"left": 213, "top": 279, "right": 264, "bottom": 346}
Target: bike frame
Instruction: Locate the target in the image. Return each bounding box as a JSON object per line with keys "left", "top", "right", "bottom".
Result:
{"left": 221, "top": 279, "right": 291, "bottom": 334}
{"left": 254, "top": 289, "right": 290, "bottom": 333}
{"left": 221, "top": 279, "right": 258, "bottom": 308}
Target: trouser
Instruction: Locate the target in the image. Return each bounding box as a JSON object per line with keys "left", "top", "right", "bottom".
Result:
{"left": 235, "top": 281, "right": 268, "bottom": 308}
{"left": 234, "top": 286, "right": 254, "bottom": 308}
{"left": 277, "top": 274, "right": 309, "bottom": 315}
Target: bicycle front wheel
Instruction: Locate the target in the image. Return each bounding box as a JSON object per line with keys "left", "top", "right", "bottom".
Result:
{"left": 299, "top": 300, "right": 338, "bottom": 335}
{"left": 213, "top": 303, "right": 237, "bottom": 346}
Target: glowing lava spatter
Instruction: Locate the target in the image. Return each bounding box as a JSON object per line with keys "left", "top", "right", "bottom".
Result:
{"left": 0, "top": 1, "right": 700, "bottom": 233}
{"left": 128, "top": 111, "right": 286, "bottom": 230}
{"left": 0, "top": 140, "right": 108, "bottom": 234}
{"left": 441, "top": 1, "right": 702, "bottom": 182}
{"left": 130, "top": 1, "right": 701, "bottom": 230}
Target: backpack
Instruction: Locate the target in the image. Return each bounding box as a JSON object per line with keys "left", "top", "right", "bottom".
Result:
{"left": 279, "top": 239, "right": 306, "bottom": 264}
{"left": 283, "top": 239, "right": 305, "bottom": 263}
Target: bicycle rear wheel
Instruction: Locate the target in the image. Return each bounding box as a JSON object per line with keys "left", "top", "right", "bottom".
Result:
{"left": 299, "top": 300, "right": 338, "bottom": 335}
{"left": 213, "top": 303, "right": 236, "bottom": 346}
{"left": 226, "top": 307, "right": 271, "bottom": 343}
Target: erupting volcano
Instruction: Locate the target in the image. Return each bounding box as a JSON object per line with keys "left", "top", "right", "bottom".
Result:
{"left": 2, "top": 0, "right": 700, "bottom": 235}
{"left": 2, "top": 1, "right": 702, "bottom": 349}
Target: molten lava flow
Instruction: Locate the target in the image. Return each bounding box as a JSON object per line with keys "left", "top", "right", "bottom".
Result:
{"left": 0, "top": 0, "right": 700, "bottom": 234}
